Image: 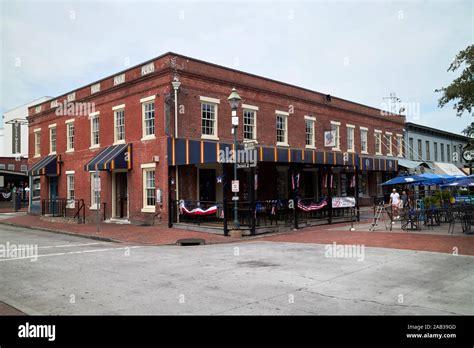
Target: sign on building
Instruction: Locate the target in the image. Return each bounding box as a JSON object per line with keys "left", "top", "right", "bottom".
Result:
{"left": 231, "top": 180, "right": 239, "bottom": 193}
{"left": 324, "top": 130, "right": 336, "bottom": 147}
{"left": 12, "top": 122, "right": 21, "bottom": 154}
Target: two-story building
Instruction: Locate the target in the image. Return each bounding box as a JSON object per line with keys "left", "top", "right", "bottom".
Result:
{"left": 27, "top": 52, "right": 404, "bottom": 233}
{"left": 403, "top": 122, "right": 468, "bottom": 176}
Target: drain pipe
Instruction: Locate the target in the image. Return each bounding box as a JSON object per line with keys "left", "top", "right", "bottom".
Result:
{"left": 172, "top": 78, "right": 181, "bottom": 222}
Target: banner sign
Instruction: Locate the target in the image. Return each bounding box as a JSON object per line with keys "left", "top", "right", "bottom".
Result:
{"left": 12, "top": 122, "right": 21, "bottom": 154}
{"left": 324, "top": 130, "right": 336, "bottom": 147}
{"left": 332, "top": 196, "right": 356, "bottom": 208}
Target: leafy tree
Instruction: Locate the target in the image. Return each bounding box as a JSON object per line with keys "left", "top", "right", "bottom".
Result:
{"left": 436, "top": 45, "right": 474, "bottom": 117}
{"left": 462, "top": 122, "right": 474, "bottom": 137}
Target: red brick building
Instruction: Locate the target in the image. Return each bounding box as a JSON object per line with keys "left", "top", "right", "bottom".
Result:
{"left": 27, "top": 52, "right": 404, "bottom": 233}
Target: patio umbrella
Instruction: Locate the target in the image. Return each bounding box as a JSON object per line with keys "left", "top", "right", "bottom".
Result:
{"left": 440, "top": 176, "right": 474, "bottom": 187}
{"left": 417, "top": 173, "right": 455, "bottom": 185}
{"left": 381, "top": 175, "right": 428, "bottom": 186}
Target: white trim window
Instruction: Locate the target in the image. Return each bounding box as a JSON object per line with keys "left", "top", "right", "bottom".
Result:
{"left": 346, "top": 125, "right": 355, "bottom": 152}
{"left": 330, "top": 121, "right": 340, "bottom": 151}
{"left": 141, "top": 96, "right": 156, "bottom": 139}
{"left": 305, "top": 116, "right": 316, "bottom": 148}
{"left": 243, "top": 109, "right": 257, "bottom": 141}
{"left": 396, "top": 135, "right": 403, "bottom": 157}
{"left": 90, "top": 172, "right": 100, "bottom": 210}
{"left": 66, "top": 173, "right": 75, "bottom": 208}
{"left": 374, "top": 130, "right": 382, "bottom": 155}
{"left": 66, "top": 120, "right": 75, "bottom": 152}
{"left": 90, "top": 113, "right": 100, "bottom": 148}
{"left": 8, "top": 164, "right": 14, "bottom": 171}
{"left": 386, "top": 132, "right": 392, "bottom": 156}
{"left": 114, "top": 108, "right": 125, "bottom": 143}
{"left": 49, "top": 125, "right": 57, "bottom": 154}
{"left": 360, "top": 128, "right": 368, "bottom": 154}
{"left": 276, "top": 111, "right": 289, "bottom": 146}
{"left": 201, "top": 102, "right": 218, "bottom": 140}
{"left": 142, "top": 164, "right": 156, "bottom": 213}
{"left": 34, "top": 129, "right": 41, "bottom": 157}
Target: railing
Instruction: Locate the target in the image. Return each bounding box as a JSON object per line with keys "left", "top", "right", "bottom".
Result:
{"left": 41, "top": 198, "right": 67, "bottom": 217}
{"left": 73, "top": 199, "right": 85, "bottom": 224}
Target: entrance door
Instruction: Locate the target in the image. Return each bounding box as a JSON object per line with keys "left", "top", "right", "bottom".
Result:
{"left": 199, "top": 169, "right": 216, "bottom": 202}
{"left": 114, "top": 172, "right": 128, "bottom": 218}
{"left": 49, "top": 176, "right": 58, "bottom": 215}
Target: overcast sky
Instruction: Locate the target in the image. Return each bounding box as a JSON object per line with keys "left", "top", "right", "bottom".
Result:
{"left": 0, "top": 0, "right": 472, "bottom": 134}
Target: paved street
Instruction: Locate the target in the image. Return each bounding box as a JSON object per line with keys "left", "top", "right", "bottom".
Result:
{"left": 0, "top": 223, "right": 473, "bottom": 315}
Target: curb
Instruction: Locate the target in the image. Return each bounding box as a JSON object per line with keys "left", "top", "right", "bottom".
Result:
{"left": 0, "top": 220, "right": 122, "bottom": 244}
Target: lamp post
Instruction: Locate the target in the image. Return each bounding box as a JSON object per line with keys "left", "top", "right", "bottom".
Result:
{"left": 228, "top": 88, "right": 241, "bottom": 229}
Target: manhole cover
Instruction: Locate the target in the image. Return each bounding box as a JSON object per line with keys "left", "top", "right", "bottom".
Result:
{"left": 176, "top": 238, "right": 206, "bottom": 246}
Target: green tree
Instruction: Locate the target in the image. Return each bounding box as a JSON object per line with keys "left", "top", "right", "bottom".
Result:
{"left": 462, "top": 122, "right": 474, "bottom": 137}
{"left": 436, "top": 45, "right": 474, "bottom": 117}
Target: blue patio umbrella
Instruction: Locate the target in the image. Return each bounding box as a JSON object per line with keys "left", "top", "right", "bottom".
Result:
{"left": 417, "top": 173, "right": 455, "bottom": 185}
{"left": 381, "top": 175, "right": 428, "bottom": 186}
{"left": 440, "top": 176, "right": 474, "bottom": 187}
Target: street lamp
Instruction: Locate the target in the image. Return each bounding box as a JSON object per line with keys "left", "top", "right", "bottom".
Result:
{"left": 228, "top": 88, "right": 241, "bottom": 229}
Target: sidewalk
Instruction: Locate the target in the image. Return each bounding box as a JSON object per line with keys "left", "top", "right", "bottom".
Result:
{"left": 0, "top": 214, "right": 230, "bottom": 245}
{"left": 259, "top": 221, "right": 474, "bottom": 256}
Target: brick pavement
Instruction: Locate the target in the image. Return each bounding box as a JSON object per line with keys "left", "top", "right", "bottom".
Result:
{"left": 1, "top": 214, "right": 473, "bottom": 255}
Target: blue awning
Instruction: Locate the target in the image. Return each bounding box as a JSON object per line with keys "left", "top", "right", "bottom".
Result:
{"left": 84, "top": 143, "right": 132, "bottom": 171}
{"left": 28, "top": 155, "right": 61, "bottom": 176}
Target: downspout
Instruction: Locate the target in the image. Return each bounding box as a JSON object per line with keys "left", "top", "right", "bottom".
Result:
{"left": 172, "top": 79, "right": 181, "bottom": 223}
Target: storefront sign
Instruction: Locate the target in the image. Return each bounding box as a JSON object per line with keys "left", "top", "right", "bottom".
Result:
{"left": 332, "top": 196, "right": 355, "bottom": 208}
{"left": 12, "top": 122, "right": 21, "bottom": 154}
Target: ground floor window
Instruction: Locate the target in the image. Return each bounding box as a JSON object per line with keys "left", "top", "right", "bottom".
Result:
{"left": 67, "top": 174, "right": 75, "bottom": 208}
{"left": 90, "top": 172, "right": 100, "bottom": 209}
{"left": 142, "top": 165, "right": 156, "bottom": 212}
{"left": 358, "top": 173, "right": 369, "bottom": 197}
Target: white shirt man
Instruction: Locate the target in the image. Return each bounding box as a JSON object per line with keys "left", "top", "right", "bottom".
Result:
{"left": 390, "top": 189, "right": 401, "bottom": 219}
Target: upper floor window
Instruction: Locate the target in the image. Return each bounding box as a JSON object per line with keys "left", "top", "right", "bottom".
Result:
{"left": 276, "top": 111, "right": 289, "bottom": 146}
{"left": 330, "top": 121, "right": 340, "bottom": 151}
{"left": 360, "top": 128, "right": 368, "bottom": 153}
{"left": 243, "top": 109, "right": 257, "bottom": 141}
{"left": 409, "top": 138, "right": 414, "bottom": 159}
{"left": 386, "top": 133, "right": 392, "bottom": 156}
{"left": 434, "top": 142, "right": 438, "bottom": 161}
{"left": 374, "top": 130, "right": 382, "bottom": 155}
{"left": 140, "top": 96, "right": 156, "bottom": 139}
{"left": 440, "top": 143, "right": 445, "bottom": 162}
{"left": 447, "top": 144, "right": 451, "bottom": 162}
{"left": 34, "top": 129, "right": 41, "bottom": 157}
{"left": 396, "top": 135, "right": 403, "bottom": 157}
{"left": 305, "top": 116, "right": 316, "bottom": 148}
{"left": 346, "top": 125, "right": 355, "bottom": 152}
{"left": 7, "top": 164, "right": 14, "bottom": 171}
{"left": 20, "top": 164, "right": 27, "bottom": 172}
{"left": 90, "top": 112, "right": 100, "bottom": 148}
{"left": 66, "top": 120, "right": 75, "bottom": 152}
{"left": 200, "top": 99, "right": 219, "bottom": 140}
{"left": 49, "top": 124, "right": 57, "bottom": 154}
{"left": 113, "top": 105, "right": 125, "bottom": 144}
{"left": 425, "top": 140, "right": 430, "bottom": 161}
{"left": 417, "top": 139, "right": 422, "bottom": 159}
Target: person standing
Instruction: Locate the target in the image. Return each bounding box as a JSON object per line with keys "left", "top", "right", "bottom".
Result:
{"left": 390, "top": 188, "right": 401, "bottom": 220}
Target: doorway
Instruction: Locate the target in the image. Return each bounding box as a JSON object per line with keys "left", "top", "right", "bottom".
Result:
{"left": 48, "top": 176, "right": 58, "bottom": 215}
{"left": 113, "top": 172, "right": 128, "bottom": 219}
{"left": 199, "top": 169, "right": 216, "bottom": 202}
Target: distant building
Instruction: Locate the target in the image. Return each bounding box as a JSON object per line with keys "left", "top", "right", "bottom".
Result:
{"left": 402, "top": 122, "right": 469, "bottom": 175}
{"left": 1, "top": 97, "right": 52, "bottom": 158}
